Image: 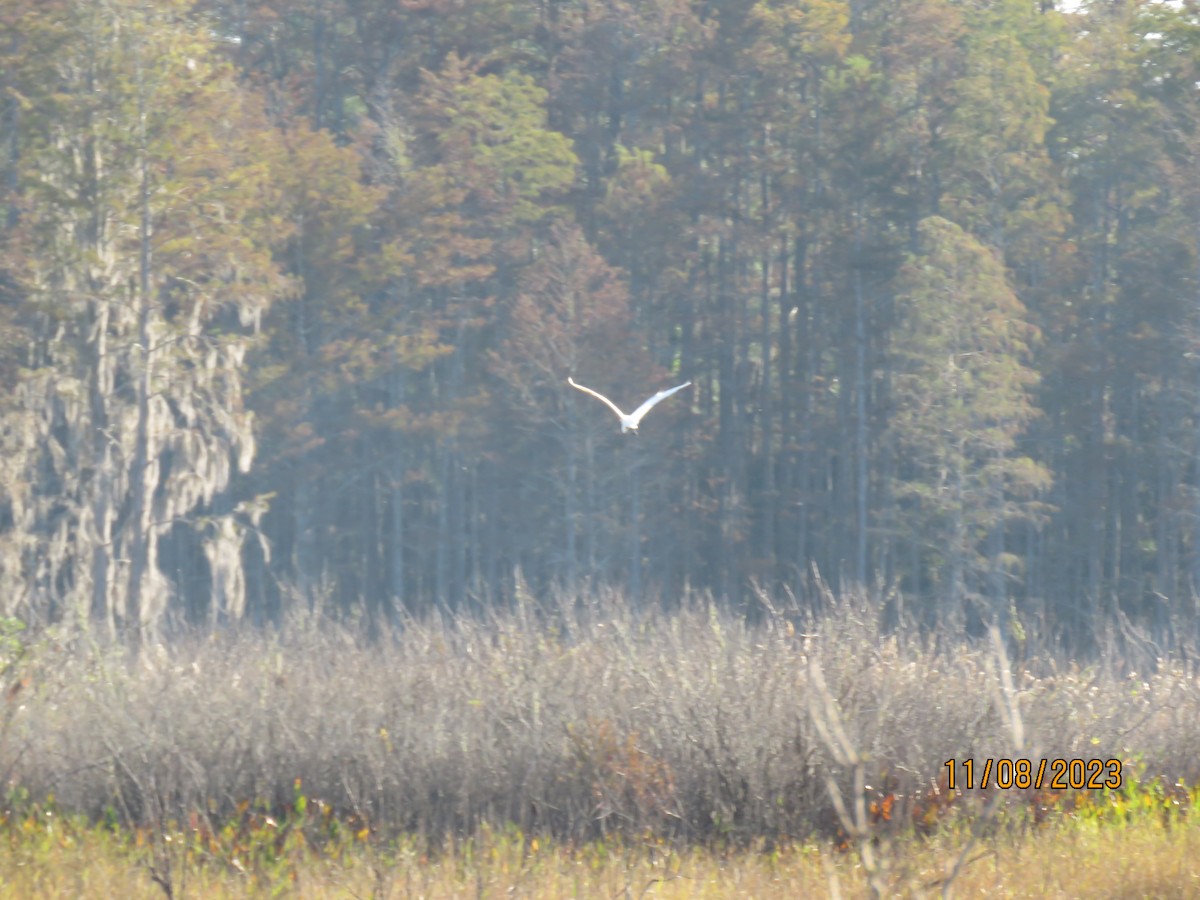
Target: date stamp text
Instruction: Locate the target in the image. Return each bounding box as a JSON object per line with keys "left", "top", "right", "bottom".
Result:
{"left": 944, "top": 758, "right": 1122, "bottom": 791}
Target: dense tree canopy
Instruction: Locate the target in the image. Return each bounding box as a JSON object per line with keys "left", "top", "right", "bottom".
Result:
{"left": 3, "top": 0, "right": 1200, "bottom": 648}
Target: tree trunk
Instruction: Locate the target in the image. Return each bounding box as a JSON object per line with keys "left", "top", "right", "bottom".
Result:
{"left": 124, "top": 52, "right": 156, "bottom": 649}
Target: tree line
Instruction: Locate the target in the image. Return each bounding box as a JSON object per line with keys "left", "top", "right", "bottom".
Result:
{"left": 1, "top": 0, "right": 1198, "bottom": 647}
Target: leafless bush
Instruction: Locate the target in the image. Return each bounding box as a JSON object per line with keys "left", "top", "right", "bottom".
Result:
{"left": 0, "top": 585, "right": 1196, "bottom": 847}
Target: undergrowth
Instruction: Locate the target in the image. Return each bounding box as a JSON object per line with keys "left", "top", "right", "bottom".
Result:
{"left": 0, "top": 777, "right": 1196, "bottom": 898}
{"left": 0, "top": 586, "right": 1195, "bottom": 891}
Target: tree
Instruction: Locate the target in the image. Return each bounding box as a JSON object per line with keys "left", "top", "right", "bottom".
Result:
{"left": 491, "top": 222, "right": 672, "bottom": 594}
{"left": 890, "top": 217, "right": 1049, "bottom": 626}
{"left": 1041, "top": 0, "right": 1185, "bottom": 632}
{"left": 245, "top": 52, "right": 579, "bottom": 618}
{"left": 939, "top": 0, "right": 1065, "bottom": 258}
{"left": 0, "top": 0, "right": 290, "bottom": 640}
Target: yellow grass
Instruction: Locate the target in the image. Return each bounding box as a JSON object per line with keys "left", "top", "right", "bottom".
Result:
{"left": 0, "top": 816, "right": 1196, "bottom": 898}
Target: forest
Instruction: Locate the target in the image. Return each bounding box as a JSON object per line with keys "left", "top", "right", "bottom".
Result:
{"left": 2, "top": 0, "right": 1200, "bottom": 649}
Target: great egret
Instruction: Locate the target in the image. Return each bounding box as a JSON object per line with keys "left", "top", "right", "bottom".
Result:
{"left": 567, "top": 377, "right": 692, "bottom": 433}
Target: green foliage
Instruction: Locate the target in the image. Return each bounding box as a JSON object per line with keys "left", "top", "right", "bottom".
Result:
{"left": 0, "top": 618, "right": 26, "bottom": 665}
{"left": 748, "top": 0, "right": 851, "bottom": 73}
{"left": 1068, "top": 766, "right": 1200, "bottom": 829}
{"left": 891, "top": 217, "right": 1050, "bottom": 610}
{"left": 940, "top": 0, "right": 1066, "bottom": 254}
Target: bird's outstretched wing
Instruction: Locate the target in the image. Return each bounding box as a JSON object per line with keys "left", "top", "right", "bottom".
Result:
{"left": 629, "top": 381, "right": 692, "bottom": 426}
{"left": 568, "top": 377, "right": 629, "bottom": 421}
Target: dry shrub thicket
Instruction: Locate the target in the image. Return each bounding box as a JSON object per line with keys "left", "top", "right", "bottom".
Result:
{"left": 1, "top": 585, "right": 1198, "bottom": 847}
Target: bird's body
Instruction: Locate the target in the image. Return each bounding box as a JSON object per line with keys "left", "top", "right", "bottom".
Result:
{"left": 567, "top": 377, "right": 692, "bottom": 433}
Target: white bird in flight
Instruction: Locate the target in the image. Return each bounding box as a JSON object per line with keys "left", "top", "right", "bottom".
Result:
{"left": 568, "top": 377, "right": 692, "bottom": 433}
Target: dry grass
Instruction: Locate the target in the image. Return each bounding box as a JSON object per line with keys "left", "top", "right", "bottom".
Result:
{"left": 0, "top": 586, "right": 1196, "bottom": 899}
{"left": 0, "top": 815, "right": 1196, "bottom": 897}
{"left": 0, "top": 587, "right": 1197, "bottom": 847}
